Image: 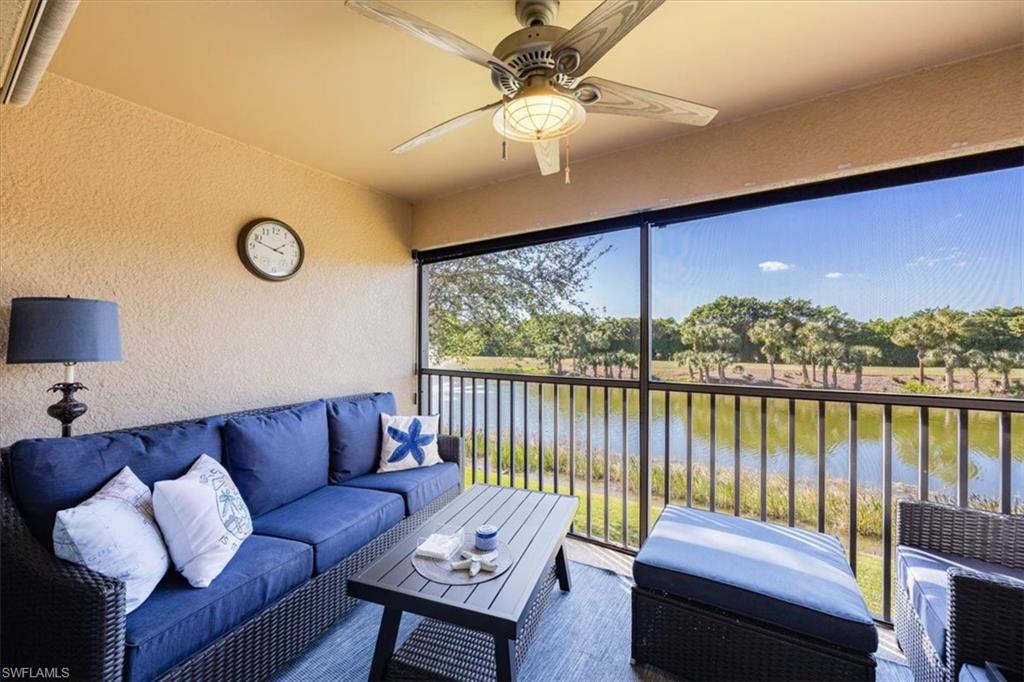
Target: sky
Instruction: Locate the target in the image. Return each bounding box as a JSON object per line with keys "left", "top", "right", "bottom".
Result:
{"left": 580, "top": 166, "right": 1022, "bottom": 321}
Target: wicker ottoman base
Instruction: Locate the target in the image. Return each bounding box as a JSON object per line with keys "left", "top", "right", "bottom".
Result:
{"left": 632, "top": 587, "right": 877, "bottom": 681}
{"left": 384, "top": 564, "right": 557, "bottom": 681}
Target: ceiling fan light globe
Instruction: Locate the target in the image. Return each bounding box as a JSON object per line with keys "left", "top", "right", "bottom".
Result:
{"left": 491, "top": 89, "right": 586, "bottom": 142}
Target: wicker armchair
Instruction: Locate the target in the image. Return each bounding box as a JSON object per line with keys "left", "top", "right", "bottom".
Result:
{"left": 894, "top": 500, "right": 1024, "bottom": 682}
{"left": 1, "top": 404, "right": 463, "bottom": 682}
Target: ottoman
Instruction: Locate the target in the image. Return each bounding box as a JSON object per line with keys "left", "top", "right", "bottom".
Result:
{"left": 631, "top": 506, "right": 878, "bottom": 680}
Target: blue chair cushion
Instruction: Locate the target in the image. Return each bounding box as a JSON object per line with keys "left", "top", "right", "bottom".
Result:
{"left": 340, "top": 462, "right": 460, "bottom": 515}
{"left": 252, "top": 486, "right": 404, "bottom": 574}
{"left": 224, "top": 400, "right": 328, "bottom": 517}
{"left": 633, "top": 505, "right": 878, "bottom": 654}
{"left": 7, "top": 418, "right": 224, "bottom": 546}
{"left": 326, "top": 393, "right": 396, "bottom": 483}
{"left": 896, "top": 545, "right": 1024, "bottom": 660}
{"left": 125, "top": 534, "right": 312, "bottom": 682}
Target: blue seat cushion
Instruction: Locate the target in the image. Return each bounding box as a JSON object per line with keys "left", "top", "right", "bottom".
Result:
{"left": 326, "top": 392, "right": 396, "bottom": 483}
{"left": 224, "top": 400, "right": 328, "bottom": 517}
{"left": 125, "top": 534, "right": 312, "bottom": 682}
{"left": 7, "top": 418, "right": 224, "bottom": 546}
{"left": 634, "top": 505, "right": 878, "bottom": 654}
{"left": 252, "top": 486, "right": 404, "bottom": 574}
{"left": 341, "top": 462, "right": 460, "bottom": 515}
{"left": 896, "top": 545, "right": 1024, "bottom": 660}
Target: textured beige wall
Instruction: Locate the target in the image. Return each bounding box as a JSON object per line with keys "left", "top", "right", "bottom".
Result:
{"left": 0, "top": 0, "right": 32, "bottom": 85}
{"left": 0, "top": 74, "right": 414, "bottom": 444}
{"left": 413, "top": 47, "right": 1024, "bottom": 249}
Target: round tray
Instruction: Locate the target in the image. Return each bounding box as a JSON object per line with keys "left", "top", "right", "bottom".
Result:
{"left": 412, "top": 539, "right": 514, "bottom": 586}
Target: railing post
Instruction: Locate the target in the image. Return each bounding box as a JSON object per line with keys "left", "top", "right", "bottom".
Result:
{"left": 1000, "top": 411, "right": 1012, "bottom": 514}
{"left": 638, "top": 221, "right": 652, "bottom": 544}
{"left": 882, "top": 404, "right": 893, "bottom": 621}
{"left": 759, "top": 397, "right": 767, "bottom": 522}
{"left": 686, "top": 391, "right": 694, "bottom": 508}
{"left": 957, "top": 408, "right": 969, "bottom": 508}
{"left": 849, "top": 403, "right": 858, "bottom": 575}
{"left": 788, "top": 398, "right": 796, "bottom": 527}
{"left": 733, "top": 396, "right": 741, "bottom": 516}
{"left": 918, "top": 406, "right": 929, "bottom": 500}
{"left": 817, "top": 401, "right": 826, "bottom": 533}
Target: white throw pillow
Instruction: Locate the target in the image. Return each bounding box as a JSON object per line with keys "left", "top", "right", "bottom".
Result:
{"left": 153, "top": 454, "right": 252, "bottom": 588}
{"left": 378, "top": 414, "right": 442, "bottom": 473}
{"left": 53, "top": 466, "right": 169, "bottom": 614}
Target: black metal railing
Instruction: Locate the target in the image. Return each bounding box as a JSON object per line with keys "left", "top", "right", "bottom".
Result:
{"left": 419, "top": 367, "right": 1022, "bottom": 622}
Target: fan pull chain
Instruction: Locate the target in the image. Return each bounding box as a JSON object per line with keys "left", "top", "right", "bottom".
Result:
{"left": 564, "top": 136, "right": 571, "bottom": 185}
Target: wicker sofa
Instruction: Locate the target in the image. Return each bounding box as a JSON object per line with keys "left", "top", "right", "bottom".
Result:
{"left": 894, "top": 499, "right": 1024, "bottom": 682}
{"left": 1, "top": 393, "right": 462, "bottom": 682}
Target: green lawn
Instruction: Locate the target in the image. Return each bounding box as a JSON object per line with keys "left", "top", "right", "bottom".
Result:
{"left": 463, "top": 465, "right": 889, "bottom": 616}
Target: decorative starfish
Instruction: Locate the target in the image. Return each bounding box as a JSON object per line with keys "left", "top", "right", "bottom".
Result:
{"left": 386, "top": 418, "right": 436, "bottom": 465}
{"left": 450, "top": 550, "right": 498, "bottom": 577}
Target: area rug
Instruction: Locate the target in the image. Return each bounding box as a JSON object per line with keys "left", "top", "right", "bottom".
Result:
{"left": 272, "top": 561, "right": 911, "bottom": 681}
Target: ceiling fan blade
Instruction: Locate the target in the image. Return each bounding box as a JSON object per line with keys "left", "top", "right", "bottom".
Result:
{"left": 345, "top": 1, "right": 519, "bottom": 83}
{"left": 391, "top": 101, "right": 502, "bottom": 155}
{"left": 550, "top": 0, "right": 665, "bottom": 78}
{"left": 577, "top": 77, "right": 718, "bottom": 126}
{"left": 533, "top": 140, "right": 561, "bottom": 176}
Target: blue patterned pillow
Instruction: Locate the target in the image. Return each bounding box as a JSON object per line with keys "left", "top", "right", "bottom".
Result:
{"left": 377, "top": 414, "right": 442, "bottom": 472}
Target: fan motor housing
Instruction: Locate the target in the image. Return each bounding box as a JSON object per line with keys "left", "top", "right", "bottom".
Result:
{"left": 491, "top": 25, "right": 577, "bottom": 97}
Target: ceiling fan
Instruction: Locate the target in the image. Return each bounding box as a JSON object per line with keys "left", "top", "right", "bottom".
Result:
{"left": 345, "top": 0, "right": 718, "bottom": 180}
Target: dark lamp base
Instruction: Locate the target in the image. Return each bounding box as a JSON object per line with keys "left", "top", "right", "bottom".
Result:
{"left": 46, "top": 382, "right": 88, "bottom": 438}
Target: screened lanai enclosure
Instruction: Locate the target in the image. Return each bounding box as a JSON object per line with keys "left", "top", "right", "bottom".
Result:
{"left": 414, "top": 149, "right": 1024, "bottom": 623}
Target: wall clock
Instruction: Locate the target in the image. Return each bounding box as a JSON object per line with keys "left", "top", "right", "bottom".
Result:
{"left": 237, "top": 218, "right": 304, "bottom": 281}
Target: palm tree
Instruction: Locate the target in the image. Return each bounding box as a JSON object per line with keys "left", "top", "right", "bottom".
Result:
{"left": 925, "top": 344, "right": 962, "bottom": 392}
{"left": 892, "top": 311, "right": 940, "bottom": 384}
{"left": 782, "top": 345, "right": 813, "bottom": 383}
{"left": 988, "top": 350, "right": 1022, "bottom": 394}
{"left": 847, "top": 345, "right": 882, "bottom": 391}
{"left": 748, "top": 319, "right": 789, "bottom": 382}
{"left": 962, "top": 349, "right": 989, "bottom": 392}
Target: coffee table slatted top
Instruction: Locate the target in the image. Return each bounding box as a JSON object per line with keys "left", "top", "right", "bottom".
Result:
{"left": 348, "top": 485, "right": 578, "bottom": 640}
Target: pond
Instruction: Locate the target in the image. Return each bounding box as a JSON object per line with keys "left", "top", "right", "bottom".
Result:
{"left": 436, "top": 380, "right": 1024, "bottom": 510}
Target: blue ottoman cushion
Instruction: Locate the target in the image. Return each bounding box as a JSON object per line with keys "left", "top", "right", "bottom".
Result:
{"left": 8, "top": 418, "right": 224, "bottom": 545}
{"left": 326, "top": 392, "right": 396, "bottom": 483}
{"left": 125, "top": 534, "right": 312, "bottom": 682}
{"left": 253, "top": 485, "right": 404, "bottom": 574}
{"left": 341, "top": 462, "right": 460, "bottom": 515}
{"left": 897, "top": 545, "right": 1024, "bottom": 660}
{"left": 224, "top": 400, "right": 328, "bottom": 517}
{"left": 634, "top": 506, "right": 878, "bottom": 654}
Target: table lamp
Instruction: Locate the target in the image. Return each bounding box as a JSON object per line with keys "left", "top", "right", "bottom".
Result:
{"left": 6, "top": 297, "right": 122, "bottom": 437}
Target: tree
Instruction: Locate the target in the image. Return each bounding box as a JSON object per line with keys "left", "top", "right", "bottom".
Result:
{"left": 925, "top": 345, "right": 962, "bottom": 393}
{"left": 683, "top": 296, "right": 771, "bottom": 361}
{"left": 426, "top": 238, "right": 608, "bottom": 362}
{"left": 652, "top": 318, "right": 682, "bottom": 360}
{"left": 748, "top": 319, "right": 789, "bottom": 382}
{"left": 988, "top": 350, "right": 1023, "bottom": 394}
{"left": 962, "top": 349, "right": 989, "bottom": 393}
{"left": 847, "top": 345, "right": 882, "bottom": 391}
{"left": 891, "top": 311, "right": 940, "bottom": 383}
{"left": 681, "top": 322, "right": 739, "bottom": 381}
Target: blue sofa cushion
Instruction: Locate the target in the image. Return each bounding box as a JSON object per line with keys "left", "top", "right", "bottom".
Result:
{"left": 341, "top": 462, "right": 460, "bottom": 515}
{"left": 896, "top": 545, "right": 1024, "bottom": 660}
{"left": 252, "top": 486, "right": 404, "bottom": 575}
{"left": 224, "top": 400, "right": 328, "bottom": 517}
{"left": 125, "top": 534, "right": 312, "bottom": 682}
{"left": 8, "top": 418, "right": 224, "bottom": 546}
{"left": 633, "top": 505, "right": 878, "bottom": 654}
{"left": 326, "top": 392, "right": 396, "bottom": 483}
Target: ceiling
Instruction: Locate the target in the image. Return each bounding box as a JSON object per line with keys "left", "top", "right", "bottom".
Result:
{"left": 49, "top": 1, "right": 1023, "bottom": 201}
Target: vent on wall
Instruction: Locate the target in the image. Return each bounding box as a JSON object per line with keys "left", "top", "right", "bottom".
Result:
{"left": 1, "top": 0, "right": 78, "bottom": 106}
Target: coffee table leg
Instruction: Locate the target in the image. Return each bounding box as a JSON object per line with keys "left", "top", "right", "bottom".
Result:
{"left": 368, "top": 607, "right": 402, "bottom": 682}
{"left": 555, "top": 544, "right": 572, "bottom": 592}
{"left": 494, "top": 634, "right": 518, "bottom": 682}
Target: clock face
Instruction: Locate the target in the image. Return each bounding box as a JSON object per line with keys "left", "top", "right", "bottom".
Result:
{"left": 237, "top": 219, "right": 304, "bottom": 281}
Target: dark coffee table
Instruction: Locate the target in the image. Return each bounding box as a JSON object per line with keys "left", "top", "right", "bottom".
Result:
{"left": 348, "top": 484, "right": 578, "bottom": 681}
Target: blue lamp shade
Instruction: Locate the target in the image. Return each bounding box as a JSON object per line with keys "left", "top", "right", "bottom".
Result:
{"left": 6, "top": 297, "right": 122, "bottom": 364}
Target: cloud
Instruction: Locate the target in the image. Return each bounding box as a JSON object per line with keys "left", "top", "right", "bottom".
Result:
{"left": 825, "top": 272, "right": 844, "bottom": 279}
{"left": 758, "top": 261, "right": 793, "bottom": 273}
{"left": 908, "top": 246, "right": 969, "bottom": 269}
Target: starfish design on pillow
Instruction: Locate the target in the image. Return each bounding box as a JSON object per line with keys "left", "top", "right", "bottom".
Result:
{"left": 386, "top": 418, "right": 436, "bottom": 465}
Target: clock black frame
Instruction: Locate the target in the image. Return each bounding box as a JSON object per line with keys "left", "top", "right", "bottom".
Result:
{"left": 237, "top": 218, "right": 305, "bottom": 282}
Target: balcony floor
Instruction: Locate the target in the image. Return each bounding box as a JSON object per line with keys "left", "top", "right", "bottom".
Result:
{"left": 274, "top": 540, "right": 911, "bottom": 681}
